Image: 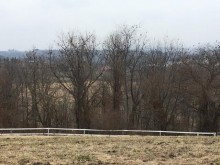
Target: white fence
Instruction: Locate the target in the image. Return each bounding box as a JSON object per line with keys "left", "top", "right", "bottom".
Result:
{"left": 0, "top": 128, "right": 217, "bottom": 136}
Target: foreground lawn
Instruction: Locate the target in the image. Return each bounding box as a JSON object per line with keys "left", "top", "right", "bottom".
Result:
{"left": 0, "top": 135, "right": 220, "bottom": 164}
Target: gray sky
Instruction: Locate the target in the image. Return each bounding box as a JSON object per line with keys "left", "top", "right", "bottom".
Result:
{"left": 0, "top": 0, "right": 220, "bottom": 51}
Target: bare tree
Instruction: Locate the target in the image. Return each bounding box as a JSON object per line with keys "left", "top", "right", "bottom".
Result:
{"left": 141, "top": 42, "right": 184, "bottom": 130}
{"left": 0, "top": 58, "right": 21, "bottom": 127}
{"left": 103, "top": 25, "right": 142, "bottom": 129}
{"left": 50, "top": 32, "right": 103, "bottom": 128}
{"left": 180, "top": 44, "right": 220, "bottom": 131}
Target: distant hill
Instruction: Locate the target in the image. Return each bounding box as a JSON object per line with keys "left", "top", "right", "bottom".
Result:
{"left": 0, "top": 49, "right": 59, "bottom": 58}
{"left": 0, "top": 49, "right": 102, "bottom": 58}
{"left": 0, "top": 50, "right": 25, "bottom": 58}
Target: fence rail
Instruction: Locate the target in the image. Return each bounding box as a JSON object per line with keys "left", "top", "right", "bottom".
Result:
{"left": 0, "top": 128, "right": 217, "bottom": 136}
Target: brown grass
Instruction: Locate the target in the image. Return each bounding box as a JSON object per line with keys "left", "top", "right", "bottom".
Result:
{"left": 0, "top": 135, "right": 220, "bottom": 164}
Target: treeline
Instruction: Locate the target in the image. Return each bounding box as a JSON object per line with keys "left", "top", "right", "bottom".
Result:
{"left": 1, "top": 26, "right": 220, "bottom": 132}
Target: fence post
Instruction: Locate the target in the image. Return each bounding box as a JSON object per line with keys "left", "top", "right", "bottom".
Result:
{"left": 47, "top": 128, "right": 50, "bottom": 136}
{"left": 83, "top": 130, "right": 86, "bottom": 135}
{"left": 159, "top": 131, "right": 161, "bottom": 136}
{"left": 197, "top": 132, "right": 199, "bottom": 136}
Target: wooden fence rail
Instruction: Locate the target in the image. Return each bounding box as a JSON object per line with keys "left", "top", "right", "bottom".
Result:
{"left": 0, "top": 128, "right": 217, "bottom": 136}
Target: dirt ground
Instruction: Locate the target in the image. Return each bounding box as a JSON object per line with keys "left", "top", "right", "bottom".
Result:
{"left": 0, "top": 135, "right": 220, "bottom": 165}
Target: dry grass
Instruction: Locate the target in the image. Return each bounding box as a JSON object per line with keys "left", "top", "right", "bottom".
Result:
{"left": 0, "top": 135, "right": 220, "bottom": 165}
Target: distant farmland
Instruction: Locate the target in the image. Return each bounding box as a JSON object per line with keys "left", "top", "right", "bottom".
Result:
{"left": 0, "top": 135, "right": 220, "bottom": 164}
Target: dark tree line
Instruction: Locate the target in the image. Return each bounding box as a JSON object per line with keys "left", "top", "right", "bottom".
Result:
{"left": 1, "top": 26, "right": 220, "bottom": 132}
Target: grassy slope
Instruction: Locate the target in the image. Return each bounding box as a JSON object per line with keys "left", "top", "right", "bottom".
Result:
{"left": 0, "top": 135, "right": 220, "bottom": 164}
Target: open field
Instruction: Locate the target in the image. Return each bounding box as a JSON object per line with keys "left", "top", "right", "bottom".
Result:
{"left": 0, "top": 135, "right": 220, "bottom": 165}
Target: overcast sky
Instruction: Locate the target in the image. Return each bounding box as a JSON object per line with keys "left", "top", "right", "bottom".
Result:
{"left": 0, "top": 0, "right": 220, "bottom": 51}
